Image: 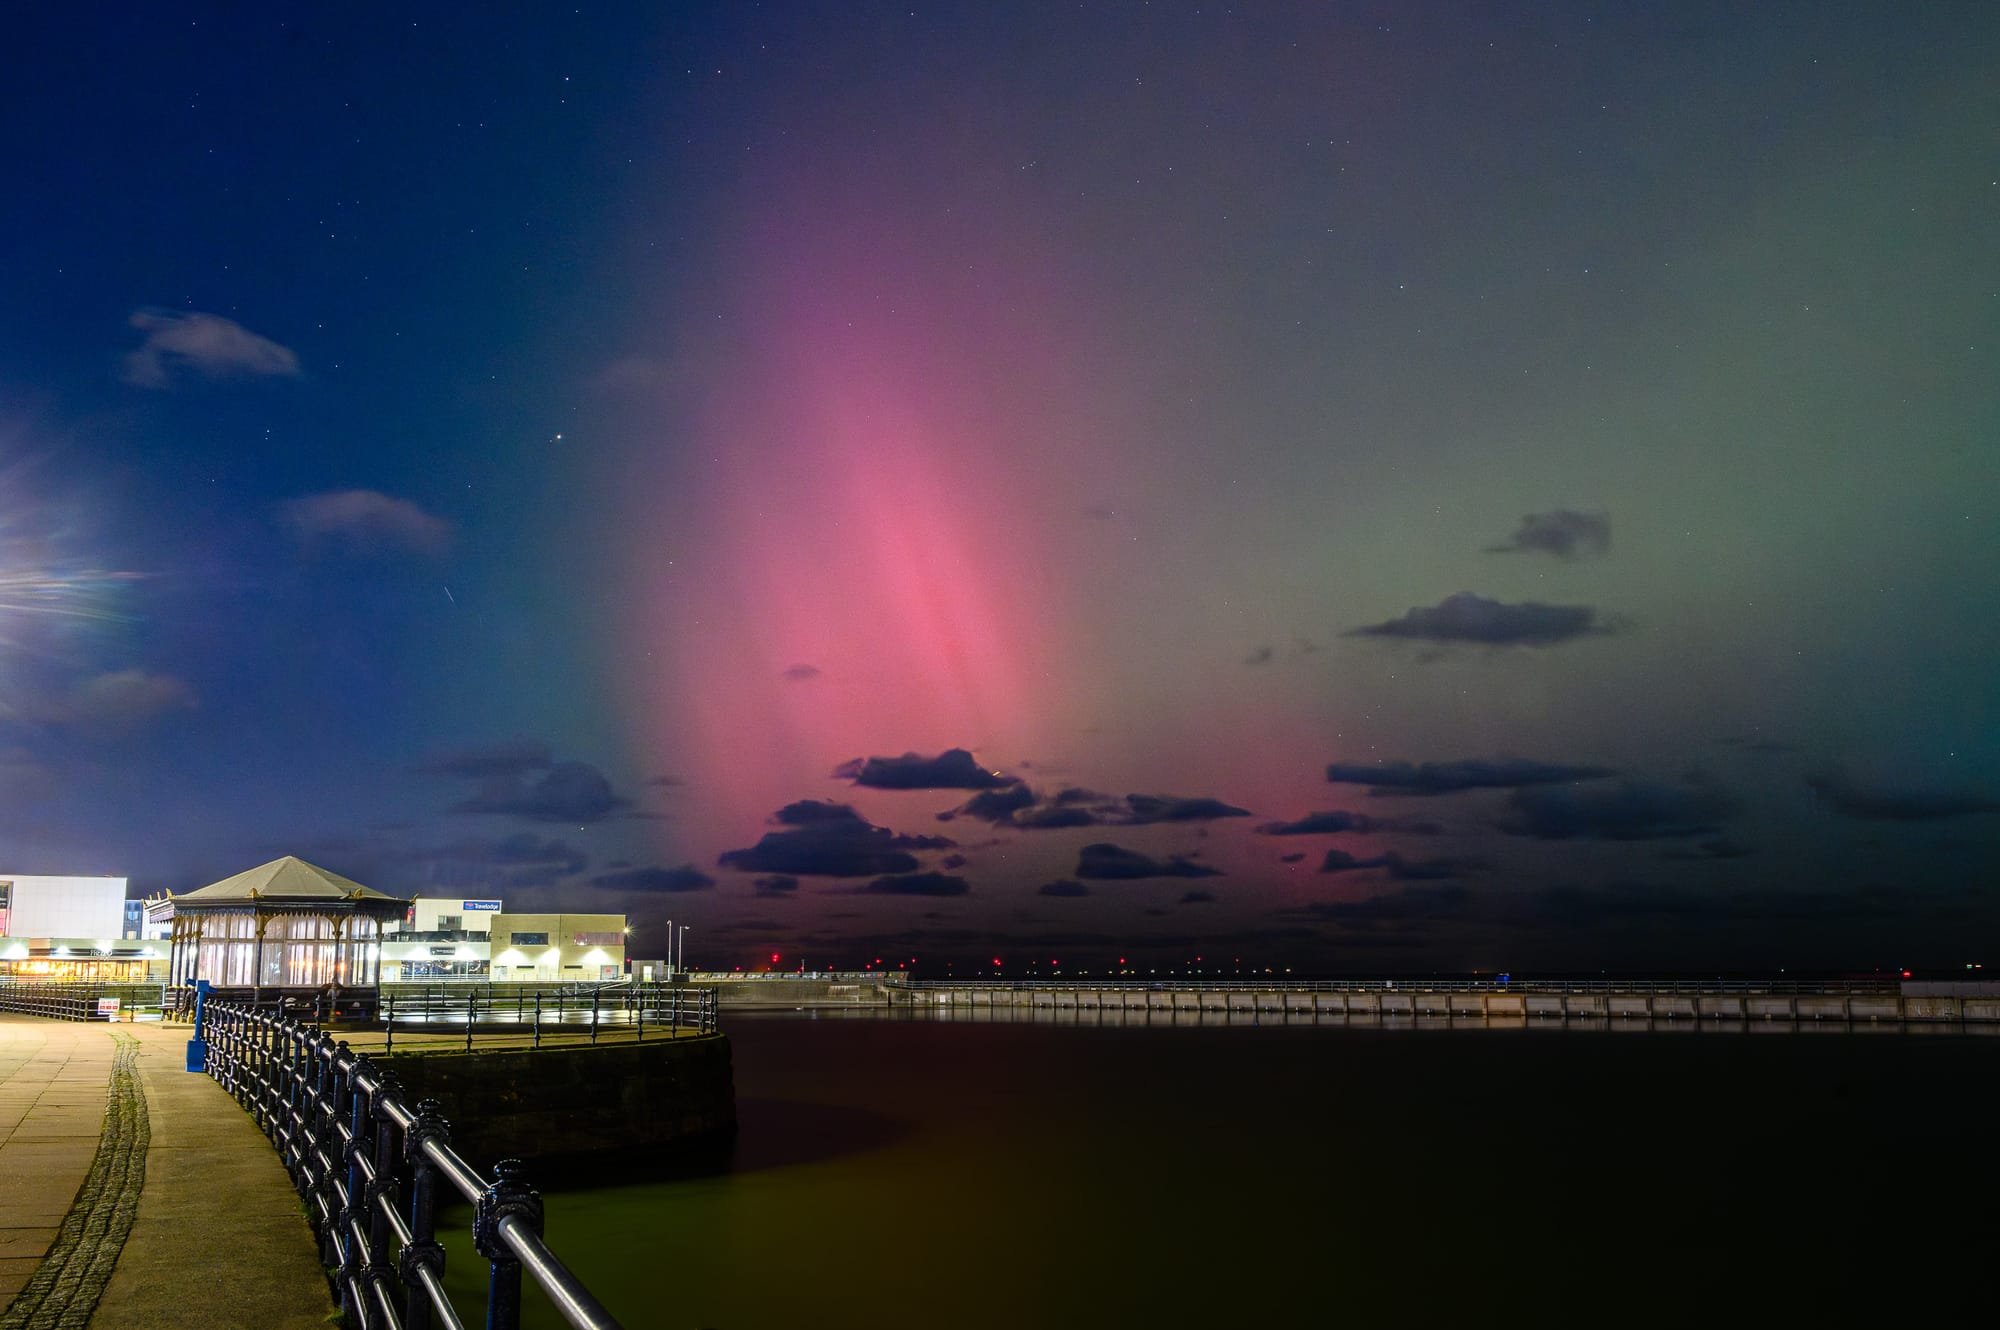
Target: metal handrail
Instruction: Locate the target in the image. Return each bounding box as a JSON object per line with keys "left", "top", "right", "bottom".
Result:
{"left": 378, "top": 984, "right": 718, "bottom": 1053}
{"left": 202, "top": 999, "right": 629, "bottom": 1330}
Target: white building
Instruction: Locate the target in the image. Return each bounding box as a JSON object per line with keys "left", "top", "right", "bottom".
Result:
{"left": 0, "top": 874, "right": 158, "bottom": 981}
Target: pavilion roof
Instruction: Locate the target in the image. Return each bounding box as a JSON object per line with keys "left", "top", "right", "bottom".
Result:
{"left": 175, "top": 856, "right": 406, "bottom": 905}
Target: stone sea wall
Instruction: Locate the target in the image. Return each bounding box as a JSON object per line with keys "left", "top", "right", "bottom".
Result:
{"left": 382, "top": 1034, "right": 736, "bottom": 1164}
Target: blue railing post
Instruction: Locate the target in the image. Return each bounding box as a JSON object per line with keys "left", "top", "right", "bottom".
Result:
{"left": 474, "top": 1158, "right": 542, "bottom": 1330}
{"left": 401, "top": 1098, "right": 450, "bottom": 1330}
{"left": 185, "top": 978, "right": 213, "bottom": 1072}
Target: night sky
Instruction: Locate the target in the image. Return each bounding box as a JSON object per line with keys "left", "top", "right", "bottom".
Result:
{"left": 5, "top": 3, "right": 1996, "bottom": 973}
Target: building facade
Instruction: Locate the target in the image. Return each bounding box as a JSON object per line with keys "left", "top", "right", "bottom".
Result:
{"left": 0, "top": 875, "right": 160, "bottom": 981}
{"left": 379, "top": 897, "right": 626, "bottom": 982}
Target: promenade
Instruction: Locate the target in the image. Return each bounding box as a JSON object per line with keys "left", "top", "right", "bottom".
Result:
{"left": 0, "top": 1015, "right": 334, "bottom": 1330}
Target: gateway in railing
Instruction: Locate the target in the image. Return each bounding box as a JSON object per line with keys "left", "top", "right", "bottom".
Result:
{"left": 201, "top": 996, "right": 626, "bottom": 1330}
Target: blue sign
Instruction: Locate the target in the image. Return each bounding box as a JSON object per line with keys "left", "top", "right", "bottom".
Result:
{"left": 463, "top": 900, "right": 502, "bottom": 912}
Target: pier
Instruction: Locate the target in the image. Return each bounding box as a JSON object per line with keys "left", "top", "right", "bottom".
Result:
{"left": 886, "top": 977, "right": 2000, "bottom": 1027}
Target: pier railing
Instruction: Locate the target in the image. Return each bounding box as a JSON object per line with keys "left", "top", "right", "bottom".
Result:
{"left": 900, "top": 977, "right": 1904, "bottom": 995}
{"left": 0, "top": 981, "right": 166, "bottom": 1021}
{"left": 380, "top": 982, "right": 717, "bottom": 1051}
{"left": 203, "top": 999, "right": 625, "bottom": 1330}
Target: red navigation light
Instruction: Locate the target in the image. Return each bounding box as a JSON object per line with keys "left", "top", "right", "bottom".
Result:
{"left": 1902, "top": 969, "right": 1912, "bottom": 978}
{"left": 771, "top": 953, "right": 781, "bottom": 965}
{"left": 992, "top": 957, "right": 1002, "bottom": 967}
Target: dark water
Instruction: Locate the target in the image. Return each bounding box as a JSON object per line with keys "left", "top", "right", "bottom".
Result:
{"left": 460, "top": 1015, "right": 1998, "bottom": 1329}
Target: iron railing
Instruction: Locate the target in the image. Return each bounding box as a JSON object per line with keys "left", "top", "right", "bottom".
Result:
{"left": 380, "top": 983, "right": 717, "bottom": 1051}
{"left": 0, "top": 981, "right": 166, "bottom": 1020}
{"left": 899, "top": 977, "right": 1905, "bottom": 995}
{"left": 203, "top": 998, "right": 626, "bottom": 1330}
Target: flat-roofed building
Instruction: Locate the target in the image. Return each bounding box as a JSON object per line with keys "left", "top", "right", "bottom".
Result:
{"left": 0, "top": 875, "right": 158, "bottom": 981}
{"left": 490, "top": 913, "right": 626, "bottom": 983}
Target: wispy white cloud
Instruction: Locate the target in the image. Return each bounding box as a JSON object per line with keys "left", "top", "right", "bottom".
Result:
{"left": 281, "top": 490, "right": 453, "bottom": 557}
{"left": 122, "top": 310, "right": 300, "bottom": 388}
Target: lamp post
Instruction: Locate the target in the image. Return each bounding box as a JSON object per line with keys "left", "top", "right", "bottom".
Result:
{"left": 665, "top": 918, "right": 674, "bottom": 982}
{"left": 677, "top": 925, "right": 689, "bottom": 979}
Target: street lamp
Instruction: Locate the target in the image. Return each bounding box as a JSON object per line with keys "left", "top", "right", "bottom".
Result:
{"left": 677, "top": 925, "right": 689, "bottom": 978}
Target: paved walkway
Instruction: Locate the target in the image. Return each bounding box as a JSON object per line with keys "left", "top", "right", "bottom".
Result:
{"left": 0, "top": 1016, "right": 335, "bottom": 1330}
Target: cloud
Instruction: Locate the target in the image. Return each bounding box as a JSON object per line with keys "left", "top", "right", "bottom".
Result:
{"left": 1037, "top": 880, "right": 1089, "bottom": 898}
{"left": 1074, "top": 843, "right": 1221, "bottom": 880}
{"left": 1243, "top": 645, "right": 1275, "bottom": 666}
{"left": 1327, "top": 758, "right": 1615, "bottom": 796}
{"left": 122, "top": 309, "right": 300, "bottom": 387}
{"left": 382, "top": 832, "right": 588, "bottom": 891}
{"left": 589, "top": 863, "right": 715, "bottom": 892}
{"left": 950, "top": 784, "right": 1037, "bottom": 823}
{"left": 1484, "top": 510, "right": 1611, "bottom": 559}
{"left": 861, "top": 872, "right": 971, "bottom": 897}
{"left": 1257, "top": 810, "right": 1375, "bottom": 836}
{"left": 1121, "top": 794, "right": 1252, "bottom": 824}
{"left": 57, "top": 669, "right": 196, "bottom": 738}
{"left": 1661, "top": 838, "right": 1755, "bottom": 861}
{"left": 1289, "top": 883, "right": 1473, "bottom": 924}
{"left": 1178, "top": 890, "right": 1218, "bottom": 905}
{"left": 1805, "top": 770, "right": 2000, "bottom": 821}
{"left": 417, "top": 739, "right": 553, "bottom": 780}
{"left": 1384, "top": 853, "right": 1488, "bottom": 880}
{"left": 720, "top": 803, "right": 954, "bottom": 877}
{"left": 282, "top": 490, "right": 453, "bottom": 557}
{"left": 1348, "top": 592, "right": 1612, "bottom": 646}
{"left": 449, "top": 761, "right": 629, "bottom": 822}
{"left": 1318, "top": 849, "right": 1384, "bottom": 874}
{"left": 781, "top": 664, "right": 822, "bottom": 682}
{"left": 1498, "top": 778, "right": 1734, "bottom": 840}
{"left": 838, "top": 748, "right": 1017, "bottom": 790}
{"left": 753, "top": 875, "right": 800, "bottom": 896}
{"left": 948, "top": 786, "right": 1249, "bottom": 829}
{"left": 1279, "top": 852, "right": 1307, "bottom": 864}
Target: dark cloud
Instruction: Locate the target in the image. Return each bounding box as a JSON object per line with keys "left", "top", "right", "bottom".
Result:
{"left": 1327, "top": 757, "right": 1616, "bottom": 796}
{"left": 1278, "top": 852, "right": 1307, "bottom": 864}
{"left": 1288, "top": 883, "right": 1473, "bottom": 924}
{"left": 861, "top": 872, "right": 972, "bottom": 897}
{"left": 1384, "top": 853, "right": 1488, "bottom": 880}
{"left": 386, "top": 832, "right": 588, "bottom": 892}
{"left": 950, "top": 786, "right": 1249, "bottom": 829}
{"left": 1661, "top": 838, "right": 1756, "bottom": 861}
{"left": 940, "top": 853, "right": 967, "bottom": 870}
{"left": 1805, "top": 770, "right": 2000, "bottom": 821}
{"left": 775, "top": 799, "right": 863, "bottom": 825}
{"left": 1243, "top": 645, "right": 1274, "bottom": 666}
{"left": 1037, "top": 880, "right": 1089, "bottom": 898}
{"left": 417, "top": 740, "right": 553, "bottom": 780}
{"left": 950, "top": 784, "right": 1036, "bottom": 823}
{"left": 1484, "top": 509, "right": 1610, "bottom": 559}
{"left": 838, "top": 748, "right": 1016, "bottom": 790}
{"left": 1318, "top": 849, "right": 1385, "bottom": 874}
{"left": 1257, "top": 810, "right": 1374, "bottom": 835}
{"left": 1498, "top": 778, "right": 1734, "bottom": 840}
{"left": 1010, "top": 804, "right": 1100, "bottom": 829}
{"left": 1179, "top": 890, "right": 1218, "bottom": 905}
{"left": 1074, "top": 843, "right": 1222, "bottom": 880}
{"left": 1348, "top": 592, "right": 1612, "bottom": 646}
{"left": 1122, "top": 794, "right": 1251, "bottom": 823}
{"left": 589, "top": 863, "right": 715, "bottom": 893}
{"left": 448, "top": 761, "right": 628, "bottom": 822}
{"left": 719, "top": 803, "right": 954, "bottom": 877}
{"left": 781, "top": 663, "right": 821, "bottom": 681}
{"left": 752, "top": 875, "right": 800, "bottom": 896}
